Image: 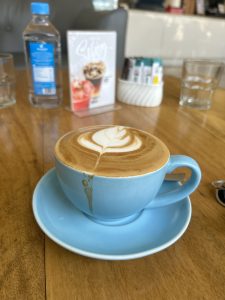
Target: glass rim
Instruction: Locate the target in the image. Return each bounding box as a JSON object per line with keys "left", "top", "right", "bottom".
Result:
{"left": 0, "top": 53, "right": 13, "bottom": 62}
{"left": 183, "top": 58, "right": 224, "bottom": 67}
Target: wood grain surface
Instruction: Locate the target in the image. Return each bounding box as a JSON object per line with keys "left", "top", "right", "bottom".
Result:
{"left": 0, "top": 70, "right": 225, "bottom": 300}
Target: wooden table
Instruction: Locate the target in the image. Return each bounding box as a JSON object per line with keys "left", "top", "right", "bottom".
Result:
{"left": 1, "top": 70, "right": 225, "bottom": 300}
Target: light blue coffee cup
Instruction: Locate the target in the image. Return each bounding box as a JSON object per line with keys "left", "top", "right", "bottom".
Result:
{"left": 55, "top": 152, "right": 201, "bottom": 226}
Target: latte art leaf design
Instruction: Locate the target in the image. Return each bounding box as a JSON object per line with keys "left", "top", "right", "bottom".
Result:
{"left": 78, "top": 126, "right": 142, "bottom": 154}
{"left": 55, "top": 125, "right": 170, "bottom": 177}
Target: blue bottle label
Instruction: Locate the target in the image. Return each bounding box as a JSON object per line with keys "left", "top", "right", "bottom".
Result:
{"left": 29, "top": 42, "right": 56, "bottom": 95}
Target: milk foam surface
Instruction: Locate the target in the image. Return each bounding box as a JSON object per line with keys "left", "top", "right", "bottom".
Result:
{"left": 55, "top": 125, "right": 170, "bottom": 177}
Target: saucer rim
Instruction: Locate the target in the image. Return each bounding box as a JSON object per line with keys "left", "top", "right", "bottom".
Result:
{"left": 32, "top": 168, "right": 192, "bottom": 261}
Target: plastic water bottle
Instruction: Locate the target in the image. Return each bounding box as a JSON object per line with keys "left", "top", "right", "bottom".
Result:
{"left": 23, "top": 2, "right": 62, "bottom": 108}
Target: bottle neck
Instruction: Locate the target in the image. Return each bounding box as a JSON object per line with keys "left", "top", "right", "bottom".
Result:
{"left": 32, "top": 14, "right": 50, "bottom": 25}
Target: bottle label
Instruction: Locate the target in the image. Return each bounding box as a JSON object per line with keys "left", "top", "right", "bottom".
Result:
{"left": 29, "top": 42, "right": 56, "bottom": 95}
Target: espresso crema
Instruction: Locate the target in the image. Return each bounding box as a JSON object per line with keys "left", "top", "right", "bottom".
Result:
{"left": 55, "top": 125, "right": 170, "bottom": 177}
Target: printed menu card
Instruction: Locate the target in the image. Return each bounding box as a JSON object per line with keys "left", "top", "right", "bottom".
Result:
{"left": 67, "top": 31, "right": 116, "bottom": 114}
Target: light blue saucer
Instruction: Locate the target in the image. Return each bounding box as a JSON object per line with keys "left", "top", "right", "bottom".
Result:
{"left": 32, "top": 169, "right": 192, "bottom": 261}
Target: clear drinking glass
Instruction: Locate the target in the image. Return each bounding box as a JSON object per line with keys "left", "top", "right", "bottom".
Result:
{"left": 0, "top": 53, "right": 16, "bottom": 108}
{"left": 179, "top": 59, "right": 223, "bottom": 110}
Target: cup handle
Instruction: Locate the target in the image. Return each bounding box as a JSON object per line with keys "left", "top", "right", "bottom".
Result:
{"left": 147, "top": 155, "right": 201, "bottom": 208}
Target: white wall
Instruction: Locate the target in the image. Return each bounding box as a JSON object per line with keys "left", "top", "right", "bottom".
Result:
{"left": 125, "top": 10, "right": 225, "bottom": 66}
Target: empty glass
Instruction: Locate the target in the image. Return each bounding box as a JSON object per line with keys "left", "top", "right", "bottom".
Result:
{"left": 179, "top": 59, "right": 223, "bottom": 110}
{"left": 0, "top": 53, "right": 16, "bottom": 108}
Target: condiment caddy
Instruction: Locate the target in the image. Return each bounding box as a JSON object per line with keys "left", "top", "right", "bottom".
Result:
{"left": 117, "top": 57, "right": 164, "bottom": 107}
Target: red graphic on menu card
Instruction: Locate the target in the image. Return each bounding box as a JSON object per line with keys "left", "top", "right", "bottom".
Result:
{"left": 71, "top": 80, "right": 94, "bottom": 111}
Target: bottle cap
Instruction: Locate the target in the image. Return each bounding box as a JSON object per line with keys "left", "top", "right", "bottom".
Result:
{"left": 153, "top": 58, "right": 163, "bottom": 65}
{"left": 143, "top": 58, "right": 152, "bottom": 66}
{"left": 31, "top": 2, "right": 50, "bottom": 15}
{"left": 135, "top": 58, "right": 142, "bottom": 67}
